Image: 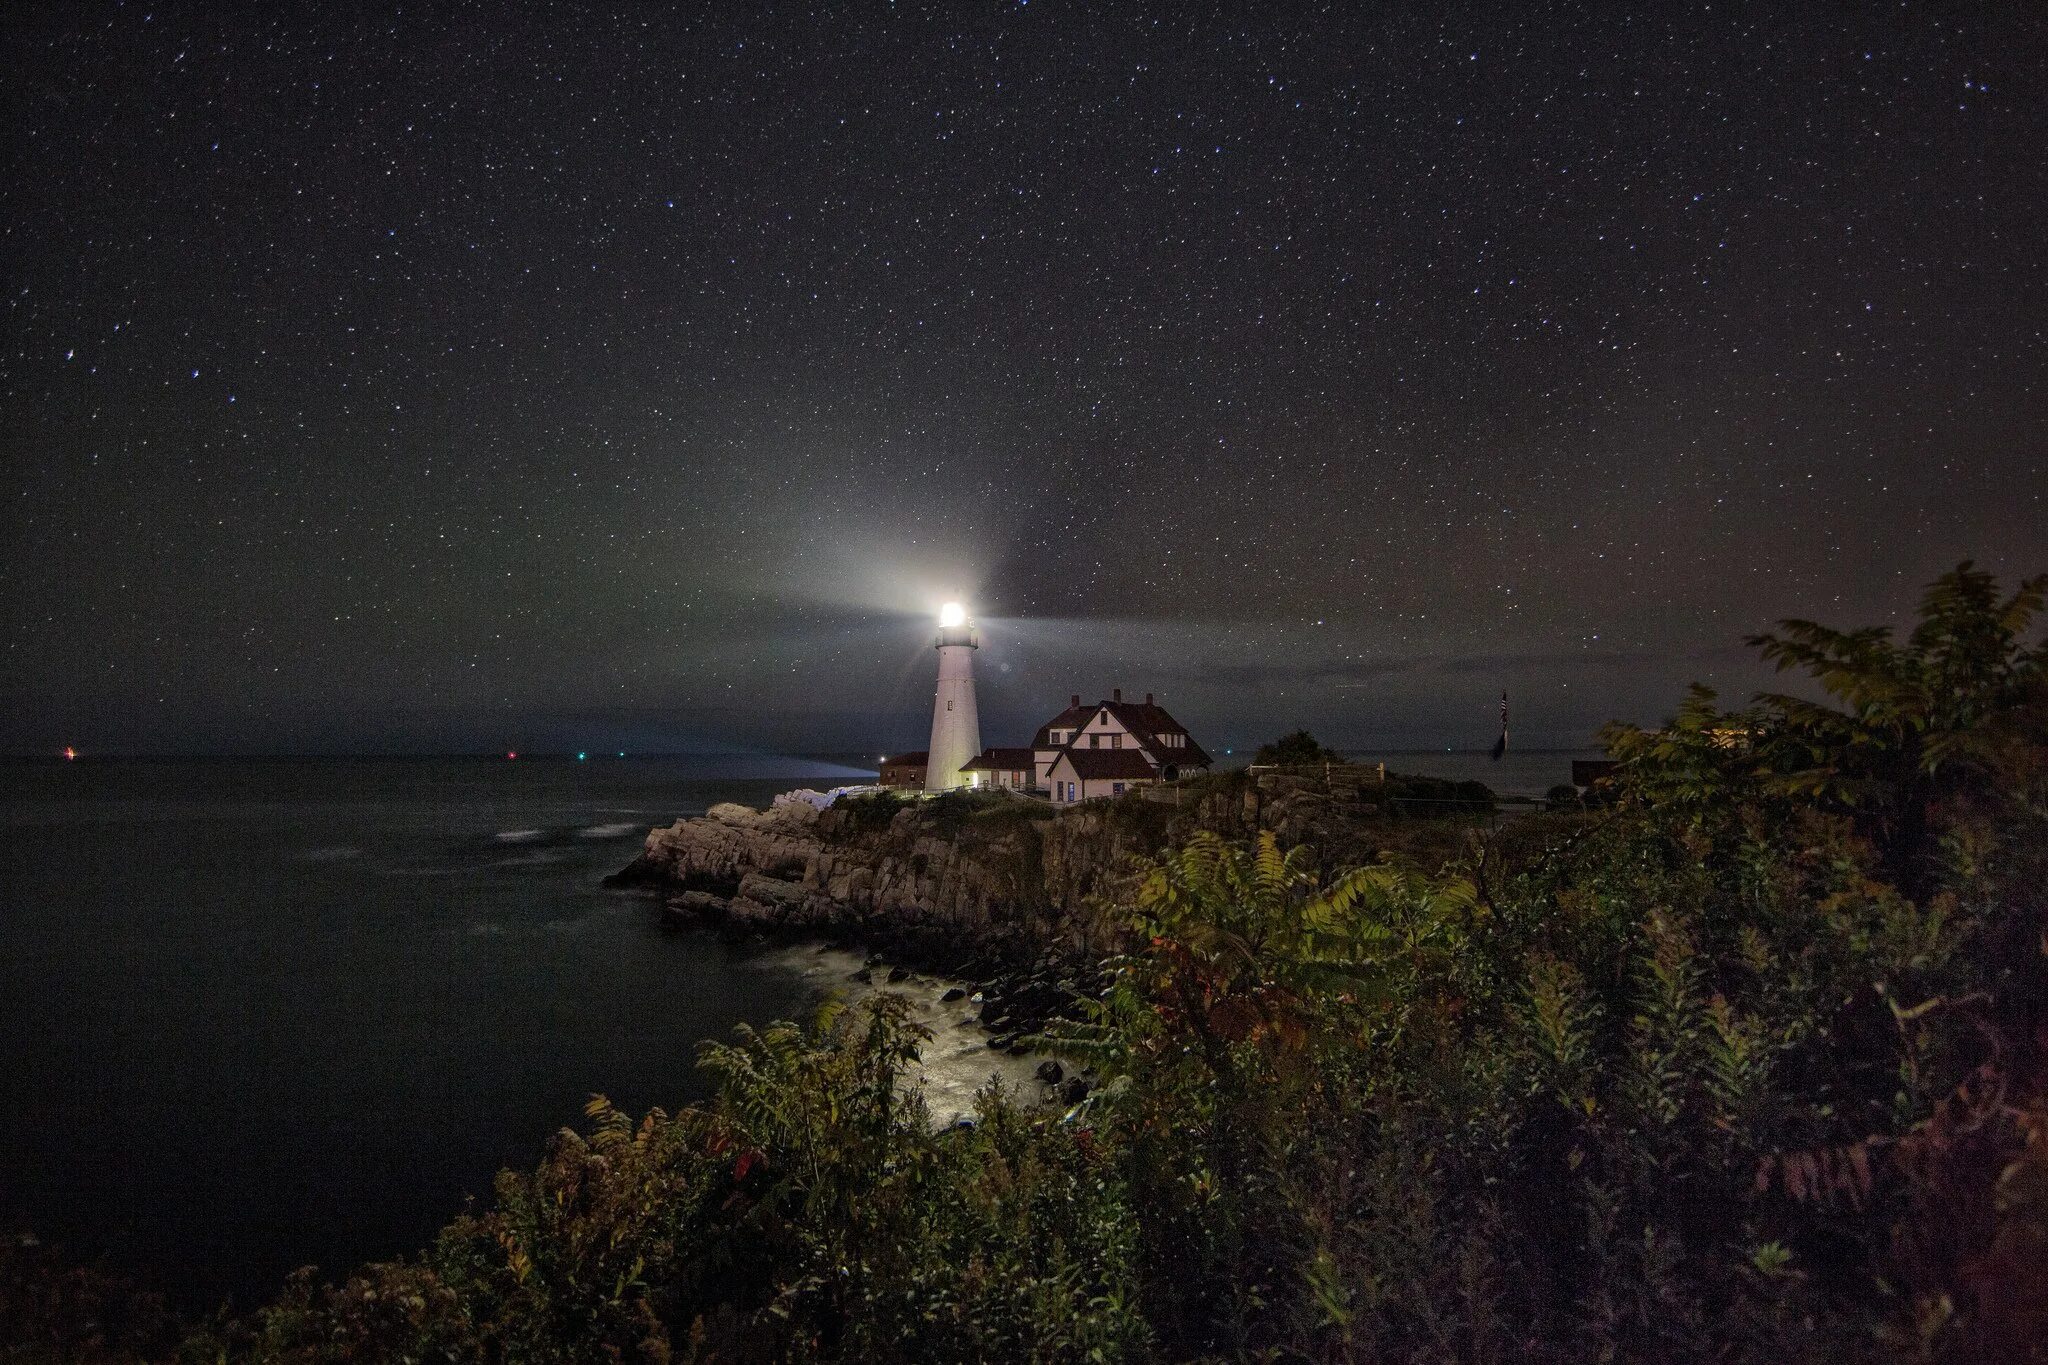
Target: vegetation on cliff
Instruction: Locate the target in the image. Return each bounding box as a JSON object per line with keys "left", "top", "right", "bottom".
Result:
{"left": 10, "top": 566, "right": 2046, "bottom": 1363}
{"left": 1253, "top": 728, "right": 1342, "bottom": 765}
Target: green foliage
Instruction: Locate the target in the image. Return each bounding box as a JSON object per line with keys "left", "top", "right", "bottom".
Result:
{"left": 1379, "top": 769, "right": 1499, "bottom": 814}
{"left": 828, "top": 789, "right": 914, "bottom": 836}
{"left": 1254, "top": 728, "right": 1339, "bottom": 765}
{"left": 193, "top": 997, "right": 1148, "bottom": 1362}
{"left": 1605, "top": 561, "right": 2048, "bottom": 886}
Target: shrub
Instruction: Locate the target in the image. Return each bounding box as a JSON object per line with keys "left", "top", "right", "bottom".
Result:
{"left": 1254, "top": 729, "right": 1340, "bottom": 765}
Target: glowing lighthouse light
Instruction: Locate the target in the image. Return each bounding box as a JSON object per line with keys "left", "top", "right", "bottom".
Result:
{"left": 924, "top": 600, "right": 981, "bottom": 793}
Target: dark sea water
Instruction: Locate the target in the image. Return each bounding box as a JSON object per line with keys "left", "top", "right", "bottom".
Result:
{"left": 0, "top": 754, "right": 874, "bottom": 1311}
{"left": 0, "top": 746, "right": 1592, "bottom": 1314}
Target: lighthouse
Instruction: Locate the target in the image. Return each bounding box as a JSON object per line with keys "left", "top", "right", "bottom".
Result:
{"left": 924, "top": 601, "right": 982, "bottom": 792}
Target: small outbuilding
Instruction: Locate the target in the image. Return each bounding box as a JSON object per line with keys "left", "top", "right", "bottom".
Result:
{"left": 878, "top": 751, "right": 928, "bottom": 790}
{"left": 960, "top": 746, "right": 1037, "bottom": 792}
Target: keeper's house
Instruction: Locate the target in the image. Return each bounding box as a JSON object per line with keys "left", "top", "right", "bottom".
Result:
{"left": 963, "top": 689, "right": 1211, "bottom": 805}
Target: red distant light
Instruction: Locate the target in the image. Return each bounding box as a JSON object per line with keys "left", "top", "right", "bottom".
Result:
{"left": 63, "top": 746, "right": 77, "bottom": 761}
{"left": 506, "top": 751, "right": 518, "bottom": 760}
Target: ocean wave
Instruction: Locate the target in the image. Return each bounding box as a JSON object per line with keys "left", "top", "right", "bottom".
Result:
{"left": 492, "top": 829, "right": 545, "bottom": 843}
{"left": 577, "top": 821, "right": 642, "bottom": 840}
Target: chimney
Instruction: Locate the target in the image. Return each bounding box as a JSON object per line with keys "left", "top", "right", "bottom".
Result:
{"left": 1112, "top": 688, "right": 1122, "bottom": 703}
{"left": 1145, "top": 692, "right": 1154, "bottom": 705}
{"left": 1070, "top": 693, "right": 1081, "bottom": 708}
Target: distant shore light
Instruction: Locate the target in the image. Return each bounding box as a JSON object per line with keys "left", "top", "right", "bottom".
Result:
{"left": 939, "top": 601, "right": 966, "bottom": 627}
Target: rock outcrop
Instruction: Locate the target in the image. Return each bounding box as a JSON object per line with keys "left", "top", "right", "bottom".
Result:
{"left": 609, "top": 769, "right": 1491, "bottom": 972}
{"left": 609, "top": 772, "right": 1499, "bottom": 1045}
{"left": 609, "top": 795, "right": 1184, "bottom": 967}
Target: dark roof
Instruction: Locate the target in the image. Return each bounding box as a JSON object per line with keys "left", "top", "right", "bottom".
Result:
{"left": 1094, "top": 700, "right": 1215, "bottom": 768}
{"left": 1029, "top": 705, "right": 1096, "bottom": 747}
{"left": 1030, "top": 698, "right": 1210, "bottom": 767}
{"left": 1052, "top": 749, "right": 1158, "bottom": 780}
{"left": 879, "top": 751, "right": 928, "bottom": 767}
{"left": 962, "top": 747, "right": 1036, "bottom": 770}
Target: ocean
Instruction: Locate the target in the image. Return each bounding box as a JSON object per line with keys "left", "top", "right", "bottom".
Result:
{"left": 0, "top": 747, "right": 1597, "bottom": 1311}
{"left": 0, "top": 755, "right": 867, "bottom": 1311}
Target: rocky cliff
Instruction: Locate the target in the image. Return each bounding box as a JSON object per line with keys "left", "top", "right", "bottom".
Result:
{"left": 609, "top": 774, "right": 1499, "bottom": 1045}
{"left": 609, "top": 771, "right": 1488, "bottom": 968}
{"left": 610, "top": 791, "right": 1198, "bottom": 967}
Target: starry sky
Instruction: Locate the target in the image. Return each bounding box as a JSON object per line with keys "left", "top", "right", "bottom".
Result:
{"left": 4, "top": 3, "right": 2044, "bottom": 757}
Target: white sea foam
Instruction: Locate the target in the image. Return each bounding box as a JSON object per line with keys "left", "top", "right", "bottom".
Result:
{"left": 493, "top": 829, "right": 545, "bottom": 843}
{"left": 763, "top": 946, "right": 1062, "bottom": 1128}
{"left": 577, "top": 821, "right": 642, "bottom": 839}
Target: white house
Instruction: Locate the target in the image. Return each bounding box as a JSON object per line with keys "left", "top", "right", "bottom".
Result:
{"left": 964, "top": 689, "right": 1211, "bottom": 804}
{"left": 1044, "top": 747, "right": 1161, "bottom": 804}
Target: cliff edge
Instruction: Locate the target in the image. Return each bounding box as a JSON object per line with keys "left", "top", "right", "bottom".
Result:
{"left": 609, "top": 771, "right": 1498, "bottom": 970}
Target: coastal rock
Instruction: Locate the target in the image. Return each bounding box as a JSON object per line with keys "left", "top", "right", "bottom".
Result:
{"left": 620, "top": 771, "right": 1391, "bottom": 975}
{"left": 733, "top": 871, "right": 816, "bottom": 924}
{"left": 663, "top": 889, "right": 731, "bottom": 923}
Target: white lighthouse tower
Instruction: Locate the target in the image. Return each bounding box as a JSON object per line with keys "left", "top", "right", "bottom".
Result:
{"left": 924, "top": 601, "right": 981, "bottom": 792}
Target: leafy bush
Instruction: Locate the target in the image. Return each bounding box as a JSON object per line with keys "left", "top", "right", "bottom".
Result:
{"left": 826, "top": 789, "right": 914, "bottom": 837}
{"left": 1254, "top": 728, "right": 1339, "bottom": 765}
{"left": 189, "top": 998, "right": 1149, "bottom": 1363}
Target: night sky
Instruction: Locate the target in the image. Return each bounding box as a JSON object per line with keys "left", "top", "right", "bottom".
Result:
{"left": 4, "top": 4, "right": 2044, "bottom": 757}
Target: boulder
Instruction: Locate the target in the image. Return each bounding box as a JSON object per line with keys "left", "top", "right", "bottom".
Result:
{"left": 667, "top": 889, "right": 730, "bottom": 916}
